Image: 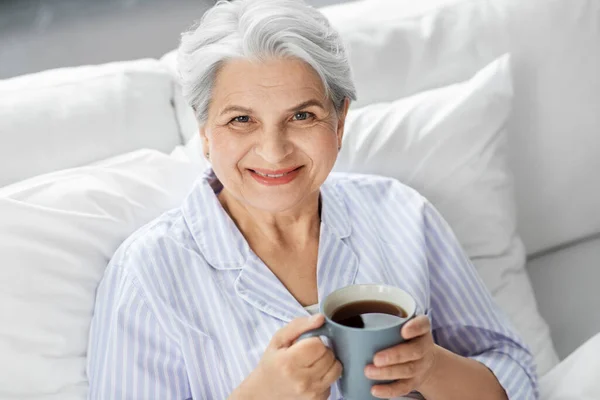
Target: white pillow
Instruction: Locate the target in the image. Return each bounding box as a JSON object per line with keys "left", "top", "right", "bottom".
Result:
{"left": 177, "top": 55, "right": 559, "bottom": 374}
{"left": 320, "top": 0, "right": 509, "bottom": 109}
{"left": 0, "top": 59, "right": 183, "bottom": 188}
{"left": 0, "top": 150, "right": 201, "bottom": 400}
{"left": 499, "top": 0, "right": 600, "bottom": 255}
{"left": 161, "top": 51, "right": 200, "bottom": 145}
{"left": 320, "top": 0, "right": 600, "bottom": 255}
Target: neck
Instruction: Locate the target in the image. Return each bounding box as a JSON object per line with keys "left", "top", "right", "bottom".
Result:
{"left": 218, "top": 190, "right": 321, "bottom": 249}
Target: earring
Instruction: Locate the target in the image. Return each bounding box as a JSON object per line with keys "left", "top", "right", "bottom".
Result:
{"left": 205, "top": 152, "right": 210, "bottom": 160}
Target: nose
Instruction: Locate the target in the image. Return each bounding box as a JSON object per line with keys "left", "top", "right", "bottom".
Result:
{"left": 254, "top": 126, "right": 293, "bottom": 164}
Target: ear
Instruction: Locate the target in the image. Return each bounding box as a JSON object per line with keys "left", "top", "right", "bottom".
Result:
{"left": 199, "top": 125, "right": 210, "bottom": 157}
{"left": 336, "top": 97, "right": 351, "bottom": 148}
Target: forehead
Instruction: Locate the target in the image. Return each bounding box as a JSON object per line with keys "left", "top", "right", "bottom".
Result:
{"left": 211, "top": 57, "right": 328, "bottom": 107}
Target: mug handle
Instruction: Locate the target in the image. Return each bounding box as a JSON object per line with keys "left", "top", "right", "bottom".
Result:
{"left": 297, "top": 324, "right": 332, "bottom": 342}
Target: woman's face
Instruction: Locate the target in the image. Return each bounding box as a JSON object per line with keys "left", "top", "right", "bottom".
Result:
{"left": 201, "top": 57, "right": 349, "bottom": 214}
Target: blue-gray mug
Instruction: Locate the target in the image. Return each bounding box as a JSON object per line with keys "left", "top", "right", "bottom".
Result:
{"left": 298, "top": 284, "right": 417, "bottom": 400}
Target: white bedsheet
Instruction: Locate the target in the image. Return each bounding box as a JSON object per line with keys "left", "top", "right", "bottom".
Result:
{"left": 539, "top": 332, "right": 600, "bottom": 399}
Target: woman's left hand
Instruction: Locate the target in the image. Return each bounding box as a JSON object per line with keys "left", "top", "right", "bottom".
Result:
{"left": 364, "top": 315, "right": 439, "bottom": 399}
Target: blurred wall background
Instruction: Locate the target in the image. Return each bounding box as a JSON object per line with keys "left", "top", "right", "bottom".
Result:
{"left": 0, "top": 0, "right": 346, "bottom": 79}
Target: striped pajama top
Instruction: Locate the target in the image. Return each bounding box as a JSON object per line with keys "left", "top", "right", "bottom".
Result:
{"left": 87, "top": 169, "right": 538, "bottom": 399}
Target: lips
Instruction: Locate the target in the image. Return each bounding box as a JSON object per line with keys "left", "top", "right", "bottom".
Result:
{"left": 247, "top": 166, "right": 303, "bottom": 186}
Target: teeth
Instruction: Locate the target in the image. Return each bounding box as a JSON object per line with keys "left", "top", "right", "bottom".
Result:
{"left": 254, "top": 171, "right": 287, "bottom": 178}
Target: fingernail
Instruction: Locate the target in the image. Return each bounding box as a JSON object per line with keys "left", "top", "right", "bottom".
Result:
{"left": 364, "top": 366, "right": 375, "bottom": 378}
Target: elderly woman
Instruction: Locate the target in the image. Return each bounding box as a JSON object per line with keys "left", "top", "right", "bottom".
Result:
{"left": 87, "top": 0, "right": 538, "bottom": 399}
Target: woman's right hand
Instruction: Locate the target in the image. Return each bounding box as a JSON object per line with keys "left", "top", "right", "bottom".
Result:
{"left": 232, "top": 314, "right": 342, "bottom": 400}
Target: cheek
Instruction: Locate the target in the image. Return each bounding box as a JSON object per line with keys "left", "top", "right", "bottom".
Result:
{"left": 300, "top": 129, "right": 339, "bottom": 163}
{"left": 210, "top": 130, "right": 252, "bottom": 164}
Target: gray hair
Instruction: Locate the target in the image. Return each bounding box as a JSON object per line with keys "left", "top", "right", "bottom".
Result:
{"left": 177, "top": 0, "right": 357, "bottom": 125}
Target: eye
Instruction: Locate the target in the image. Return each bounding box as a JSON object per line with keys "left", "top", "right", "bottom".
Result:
{"left": 292, "top": 111, "right": 314, "bottom": 121}
{"left": 230, "top": 115, "right": 250, "bottom": 124}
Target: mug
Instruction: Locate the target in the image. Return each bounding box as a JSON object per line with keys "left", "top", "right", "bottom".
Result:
{"left": 298, "top": 284, "right": 417, "bottom": 400}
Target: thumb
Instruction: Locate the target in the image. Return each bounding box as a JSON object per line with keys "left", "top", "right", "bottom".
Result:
{"left": 271, "top": 314, "right": 325, "bottom": 349}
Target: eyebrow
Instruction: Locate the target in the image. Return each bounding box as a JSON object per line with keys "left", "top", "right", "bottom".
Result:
{"left": 218, "top": 105, "right": 254, "bottom": 116}
{"left": 218, "top": 99, "right": 326, "bottom": 116}
{"left": 286, "top": 99, "right": 326, "bottom": 112}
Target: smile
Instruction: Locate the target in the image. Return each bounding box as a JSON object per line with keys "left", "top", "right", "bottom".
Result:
{"left": 252, "top": 170, "right": 293, "bottom": 178}
{"left": 247, "top": 166, "right": 303, "bottom": 186}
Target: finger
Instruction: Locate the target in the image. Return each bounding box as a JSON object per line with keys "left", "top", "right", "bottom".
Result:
{"left": 271, "top": 314, "right": 325, "bottom": 348}
{"left": 320, "top": 359, "right": 343, "bottom": 387}
{"left": 287, "top": 337, "right": 329, "bottom": 368}
{"left": 373, "top": 335, "right": 428, "bottom": 367}
{"left": 310, "top": 348, "right": 336, "bottom": 375}
{"left": 400, "top": 315, "right": 431, "bottom": 340}
{"left": 289, "top": 337, "right": 329, "bottom": 366}
{"left": 371, "top": 380, "right": 413, "bottom": 399}
{"left": 365, "top": 360, "right": 420, "bottom": 380}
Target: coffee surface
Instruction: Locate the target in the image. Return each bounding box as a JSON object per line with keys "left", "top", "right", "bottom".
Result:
{"left": 331, "top": 300, "right": 407, "bottom": 329}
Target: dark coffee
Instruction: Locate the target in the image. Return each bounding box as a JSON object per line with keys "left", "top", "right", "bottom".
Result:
{"left": 331, "top": 300, "right": 408, "bottom": 329}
